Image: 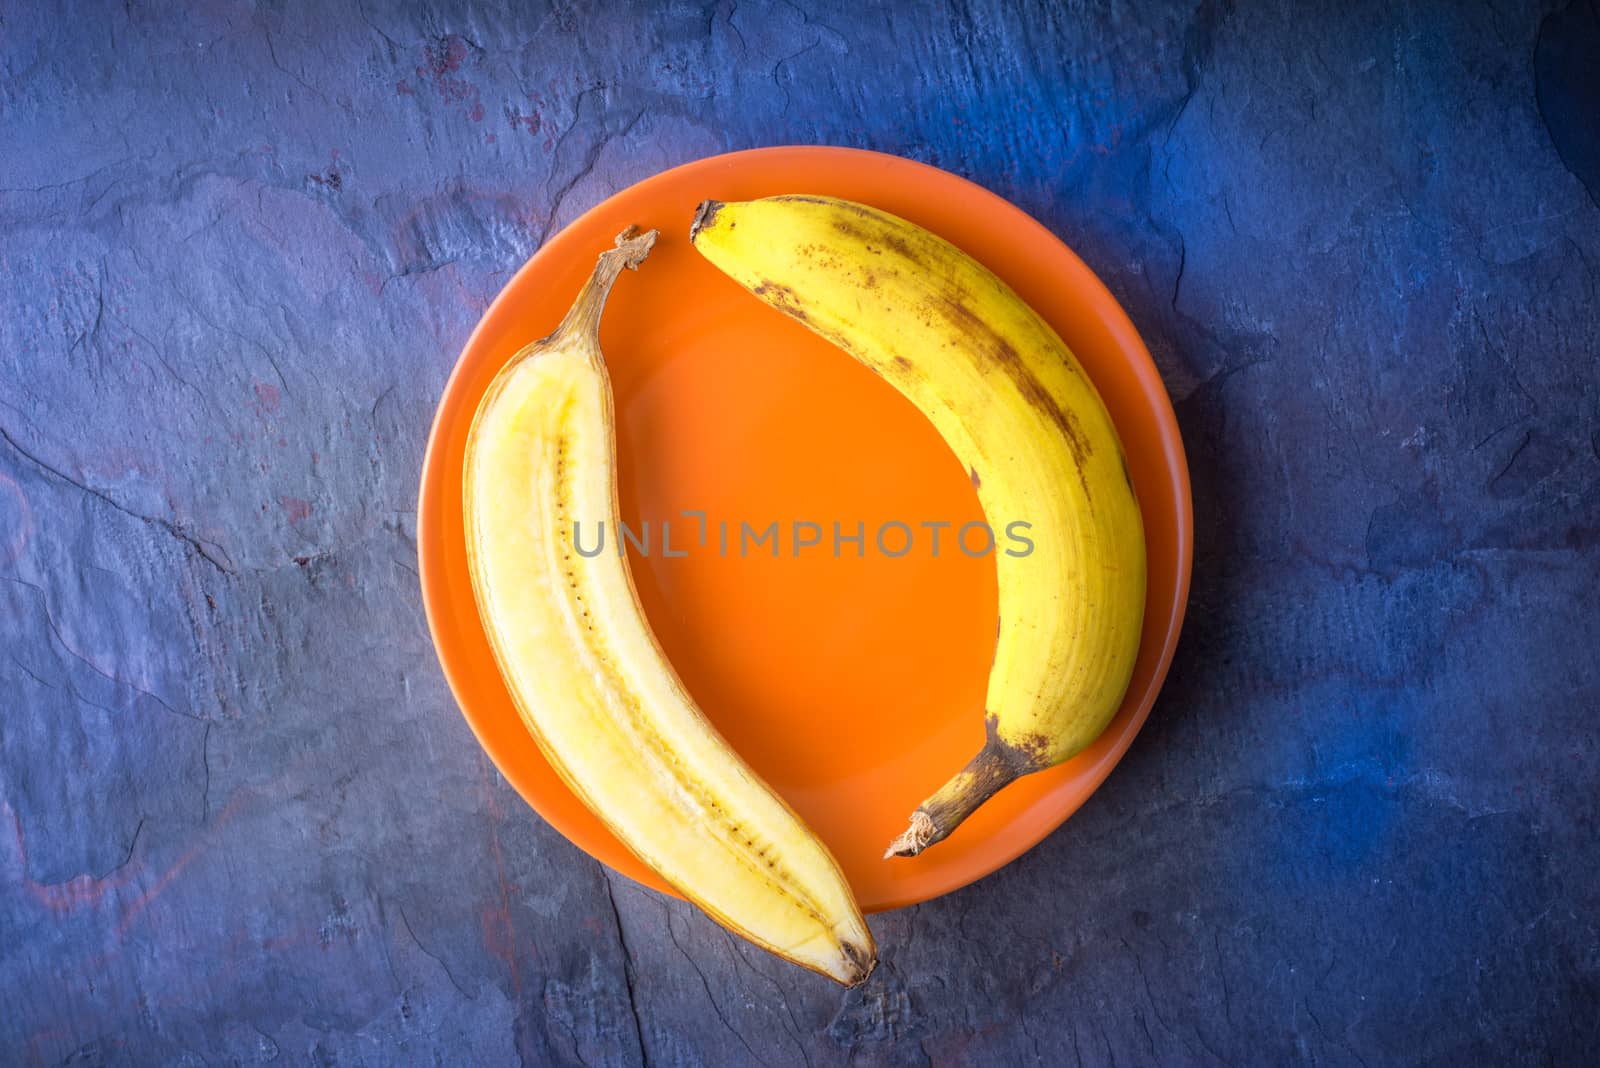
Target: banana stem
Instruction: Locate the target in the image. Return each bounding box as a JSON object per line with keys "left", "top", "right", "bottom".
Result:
{"left": 884, "top": 740, "right": 1035, "bottom": 858}
{"left": 549, "top": 226, "right": 659, "bottom": 355}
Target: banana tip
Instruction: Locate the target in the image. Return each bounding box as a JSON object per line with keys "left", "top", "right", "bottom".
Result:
{"left": 689, "top": 199, "right": 724, "bottom": 244}
{"left": 612, "top": 225, "right": 658, "bottom": 269}
{"left": 841, "top": 941, "right": 878, "bottom": 987}
{"left": 883, "top": 811, "right": 937, "bottom": 859}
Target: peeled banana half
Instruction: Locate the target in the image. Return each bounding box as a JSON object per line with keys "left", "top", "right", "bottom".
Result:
{"left": 691, "top": 196, "right": 1147, "bottom": 858}
{"left": 462, "top": 227, "right": 875, "bottom": 985}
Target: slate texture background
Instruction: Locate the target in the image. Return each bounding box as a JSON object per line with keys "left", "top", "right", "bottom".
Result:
{"left": 3, "top": 1, "right": 1598, "bottom": 1064}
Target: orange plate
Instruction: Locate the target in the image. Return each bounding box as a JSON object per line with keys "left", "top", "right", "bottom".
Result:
{"left": 418, "top": 147, "right": 1192, "bottom": 912}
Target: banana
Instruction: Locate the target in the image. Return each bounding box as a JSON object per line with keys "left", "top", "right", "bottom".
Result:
{"left": 463, "top": 226, "right": 875, "bottom": 984}
{"left": 691, "top": 197, "right": 1147, "bottom": 859}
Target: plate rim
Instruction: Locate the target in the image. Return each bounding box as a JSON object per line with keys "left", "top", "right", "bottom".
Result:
{"left": 416, "top": 144, "right": 1194, "bottom": 912}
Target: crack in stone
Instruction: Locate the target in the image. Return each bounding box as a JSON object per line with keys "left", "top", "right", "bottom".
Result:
{"left": 535, "top": 93, "right": 645, "bottom": 251}
{"left": 661, "top": 899, "right": 770, "bottom": 1067}
{"left": 711, "top": 924, "right": 812, "bottom": 1068}
{"left": 262, "top": 23, "right": 334, "bottom": 107}
{"left": 24, "top": 816, "right": 146, "bottom": 889}
{"left": 109, "top": 818, "right": 147, "bottom": 880}
{"left": 2, "top": 575, "right": 211, "bottom": 725}
{"left": 8, "top": 647, "right": 119, "bottom": 719}
{"left": 1489, "top": 429, "right": 1534, "bottom": 491}
{"left": 1170, "top": 226, "right": 1187, "bottom": 313}
{"left": 67, "top": 265, "right": 108, "bottom": 360}
{"left": 772, "top": 40, "right": 823, "bottom": 116}
{"left": 597, "top": 867, "right": 651, "bottom": 1067}
{"left": 380, "top": 257, "right": 461, "bottom": 294}
{"left": 200, "top": 722, "right": 213, "bottom": 822}
{"left": 724, "top": 0, "right": 749, "bottom": 55}
{"left": 1018, "top": 1009, "right": 1043, "bottom": 1062}
{"left": 398, "top": 905, "right": 474, "bottom": 1000}
{"left": 1213, "top": 929, "right": 1235, "bottom": 1030}
{"left": 1120, "top": 936, "right": 1188, "bottom": 1058}
{"left": 124, "top": 319, "right": 216, "bottom": 416}
{"left": 354, "top": 0, "right": 402, "bottom": 56}
{"left": 0, "top": 157, "right": 142, "bottom": 196}
{"left": 0, "top": 425, "right": 234, "bottom": 573}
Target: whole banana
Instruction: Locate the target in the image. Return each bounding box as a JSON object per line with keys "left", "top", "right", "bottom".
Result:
{"left": 691, "top": 197, "right": 1147, "bottom": 858}
{"left": 463, "top": 227, "right": 875, "bottom": 984}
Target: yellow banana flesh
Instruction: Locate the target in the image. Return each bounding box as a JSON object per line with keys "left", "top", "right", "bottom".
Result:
{"left": 463, "top": 227, "right": 874, "bottom": 984}
{"left": 691, "top": 197, "right": 1147, "bottom": 858}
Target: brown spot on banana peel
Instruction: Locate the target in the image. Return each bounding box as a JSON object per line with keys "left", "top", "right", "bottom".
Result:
{"left": 935, "top": 294, "right": 1091, "bottom": 469}
{"left": 928, "top": 293, "right": 1103, "bottom": 507}
{"left": 784, "top": 193, "right": 875, "bottom": 219}
{"left": 785, "top": 194, "right": 857, "bottom": 206}
{"left": 752, "top": 280, "right": 813, "bottom": 326}
{"left": 969, "top": 466, "right": 981, "bottom": 489}
{"left": 884, "top": 714, "right": 1051, "bottom": 859}
{"left": 831, "top": 216, "right": 914, "bottom": 259}
{"left": 754, "top": 282, "right": 869, "bottom": 359}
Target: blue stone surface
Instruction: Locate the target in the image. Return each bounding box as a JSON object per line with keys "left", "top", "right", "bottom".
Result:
{"left": 2, "top": 1, "right": 1596, "bottom": 1064}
